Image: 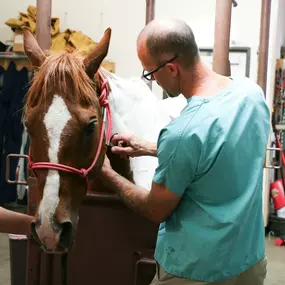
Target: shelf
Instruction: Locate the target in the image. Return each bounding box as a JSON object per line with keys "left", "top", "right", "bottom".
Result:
{"left": 0, "top": 52, "right": 27, "bottom": 59}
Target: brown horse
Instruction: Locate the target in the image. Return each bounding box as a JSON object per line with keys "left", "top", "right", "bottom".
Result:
{"left": 22, "top": 26, "right": 132, "bottom": 254}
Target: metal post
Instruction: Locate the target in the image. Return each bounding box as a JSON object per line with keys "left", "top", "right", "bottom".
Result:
{"left": 145, "top": 0, "right": 155, "bottom": 25}
{"left": 26, "top": 1, "right": 52, "bottom": 284}
{"left": 257, "top": 0, "right": 271, "bottom": 94}
{"left": 145, "top": 0, "right": 155, "bottom": 90}
{"left": 35, "top": 0, "right": 52, "bottom": 51}
{"left": 212, "top": 0, "right": 233, "bottom": 76}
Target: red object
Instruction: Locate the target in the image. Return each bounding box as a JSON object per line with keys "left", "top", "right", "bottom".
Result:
{"left": 270, "top": 179, "right": 285, "bottom": 210}
{"left": 275, "top": 238, "right": 285, "bottom": 246}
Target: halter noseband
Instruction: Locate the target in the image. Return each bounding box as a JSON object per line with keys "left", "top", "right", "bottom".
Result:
{"left": 27, "top": 71, "right": 112, "bottom": 188}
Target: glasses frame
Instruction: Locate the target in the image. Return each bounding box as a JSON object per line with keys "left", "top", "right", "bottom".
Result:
{"left": 142, "top": 55, "right": 179, "bottom": 81}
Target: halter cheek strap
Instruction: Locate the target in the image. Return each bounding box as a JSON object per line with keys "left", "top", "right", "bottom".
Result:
{"left": 98, "top": 72, "right": 113, "bottom": 145}
{"left": 28, "top": 71, "right": 112, "bottom": 189}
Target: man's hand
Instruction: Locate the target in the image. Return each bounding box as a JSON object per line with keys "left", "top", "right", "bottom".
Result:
{"left": 110, "top": 134, "right": 157, "bottom": 158}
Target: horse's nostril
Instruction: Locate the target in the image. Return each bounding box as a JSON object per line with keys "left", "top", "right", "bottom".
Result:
{"left": 59, "top": 221, "right": 74, "bottom": 250}
{"left": 30, "top": 220, "right": 41, "bottom": 244}
{"left": 31, "top": 221, "right": 36, "bottom": 236}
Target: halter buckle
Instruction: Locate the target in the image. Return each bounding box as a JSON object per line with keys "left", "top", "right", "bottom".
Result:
{"left": 6, "top": 154, "right": 29, "bottom": 185}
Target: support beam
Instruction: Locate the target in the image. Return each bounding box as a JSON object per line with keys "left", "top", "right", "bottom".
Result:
{"left": 257, "top": 0, "right": 271, "bottom": 94}
{"left": 212, "top": 0, "right": 233, "bottom": 76}
{"left": 145, "top": 0, "right": 155, "bottom": 25}
{"left": 145, "top": 0, "right": 156, "bottom": 89}
{"left": 35, "top": 0, "right": 52, "bottom": 51}
{"left": 27, "top": 2, "right": 52, "bottom": 285}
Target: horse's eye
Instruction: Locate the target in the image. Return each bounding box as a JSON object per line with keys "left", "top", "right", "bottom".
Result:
{"left": 86, "top": 118, "right": 97, "bottom": 134}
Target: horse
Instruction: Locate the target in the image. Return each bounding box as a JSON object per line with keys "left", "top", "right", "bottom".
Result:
{"left": 22, "top": 26, "right": 186, "bottom": 255}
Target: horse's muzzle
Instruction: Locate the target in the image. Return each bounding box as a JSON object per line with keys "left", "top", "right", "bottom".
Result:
{"left": 31, "top": 219, "right": 75, "bottom": 254}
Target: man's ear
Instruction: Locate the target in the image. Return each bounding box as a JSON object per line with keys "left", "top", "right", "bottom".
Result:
{"left": 167, "top": 63, "right": 178, "bottom": 76}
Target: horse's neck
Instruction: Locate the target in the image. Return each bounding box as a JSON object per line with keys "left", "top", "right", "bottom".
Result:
{"left": 96, "top": 69, "right": 186, "bottom": 191}
{"left": 100, "top": 70, "right": 169, "bottom": 190}
{"left": 106, "top": 147, "right": 134, "bottom": 181}
{"left": 94, "top": 71, "right": 134, "bottom": 184}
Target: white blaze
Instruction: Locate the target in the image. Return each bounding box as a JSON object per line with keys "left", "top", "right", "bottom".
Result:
{"left": 37, "top": 95, "right": 71, "bottom": 249}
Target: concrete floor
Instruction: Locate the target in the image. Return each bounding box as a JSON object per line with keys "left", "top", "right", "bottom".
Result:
{"left": 0, "top": 234, "right": 10, "bottom": 285}
{"left": 0, "top": 233, "right": 283, "bottom": 285}
{"left": 265, "top": 235, "right": 285, "bottom": 285}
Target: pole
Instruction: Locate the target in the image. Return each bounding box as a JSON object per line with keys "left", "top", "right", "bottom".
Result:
{"left": 212, "top": 0, "right": 233, "bottom": 76}
{"left": 146, "top": 0, "right": 155, "bottom": 25}
{"left": 257, "top": 0, "right": 271, "bottom": 94}
{"left": 35, "top": 0, "right": 52, "bottom": 51}
{"left": 26, "top": 1, "right": 53, "bottom": 284}
{"left": 145, "top": 0, "right": 155, "bottom": 89}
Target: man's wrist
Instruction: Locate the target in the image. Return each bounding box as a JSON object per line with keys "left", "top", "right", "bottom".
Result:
{"left": 144, "top": 142, "right": 157, "bottom": 157}
{"left": 100, "top": 165, "right": 116, "bottom": 180}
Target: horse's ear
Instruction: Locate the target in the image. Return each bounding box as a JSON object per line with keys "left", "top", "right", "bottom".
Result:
{"left": 23, "top": 26, "right": 46, "bottom": 68}
{"left": 83, "top": 28, "right": 111, "bottom": 79}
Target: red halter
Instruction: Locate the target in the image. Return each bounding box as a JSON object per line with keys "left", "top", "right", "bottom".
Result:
{"left": 28, "top": 71, "right": 112, "bottom": 186}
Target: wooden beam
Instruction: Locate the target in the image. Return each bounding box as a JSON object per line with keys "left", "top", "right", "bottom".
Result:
{"left": 145, "top": 0, "right": 156, "bottom": 90}
{"left": 145, "top": 0, "right": 155, "bottom": 25}
{"left": 257, "top": 0, "right": 271, "bottom": 94}
{"left": 35, "top": 0, "right": 52, "bottom": 51}
{"left": 27, "top": 1, "right": 52, "bottom": 285}
{"left": 212, "top": 0, "right": 233, "bottom": 76}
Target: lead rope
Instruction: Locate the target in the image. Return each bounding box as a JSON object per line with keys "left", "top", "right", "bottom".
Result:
{"left": 98, "top": 70, "right": 112, "bottom": 144}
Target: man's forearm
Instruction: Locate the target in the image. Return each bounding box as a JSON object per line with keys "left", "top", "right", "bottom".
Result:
{"left": 0, "top": 207, "right": 33, "bottom": 236}
{"left": 144, "top": 142, "right": 157, "bottom": 157}
{"left": 101, "top": 168, "right": 156, "bottom": 221}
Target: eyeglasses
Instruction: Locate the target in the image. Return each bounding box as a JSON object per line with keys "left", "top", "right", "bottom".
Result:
{"left": 142, "top": 55, "right": 179, "bottom": 81}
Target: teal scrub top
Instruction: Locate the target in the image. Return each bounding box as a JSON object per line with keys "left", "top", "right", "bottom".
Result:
{"left": 153, "top": 77, "right": 270, "bottom": 282}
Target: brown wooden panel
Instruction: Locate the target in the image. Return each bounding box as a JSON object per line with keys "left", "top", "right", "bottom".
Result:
{"left": 11, "top": 191, "right": 158, "bottom": 285}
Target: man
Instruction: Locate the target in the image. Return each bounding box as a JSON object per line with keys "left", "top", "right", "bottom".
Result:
{"left": 99, "top": 19, "right": 270, "bottom": 285}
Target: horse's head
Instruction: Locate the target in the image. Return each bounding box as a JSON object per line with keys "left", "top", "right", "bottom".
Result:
{"left": 22, "top": 27, "right": 111, "bottom": 253}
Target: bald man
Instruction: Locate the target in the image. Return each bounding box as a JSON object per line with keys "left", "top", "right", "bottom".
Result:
{"left": 99, "top": 19, "right": 270, "bottom": 284}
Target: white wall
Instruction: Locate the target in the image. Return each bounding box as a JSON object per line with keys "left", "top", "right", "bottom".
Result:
{"left": 0, "top": 0, "right": 146, "bottom": 76}
{"left": 0, "top": 0, "right": 262, "bottom": 99}
{"left": 263, "top": 0, "right": 285, "bottom": 226}
{"left": 274, "top": 0, "right": 285, "bottom": 57}
{"left": 266, "top": 0, "right": 285, "bottom": 111}
{"left": 156, "top": 0, "right": 261, "bottom": 82}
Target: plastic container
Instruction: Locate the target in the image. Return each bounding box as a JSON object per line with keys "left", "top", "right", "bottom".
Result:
{"left": 277, "top": 206, "right": 285, "bottom": 218}
{"left": 268, "top": 214, "right": 285, "bottom": 238}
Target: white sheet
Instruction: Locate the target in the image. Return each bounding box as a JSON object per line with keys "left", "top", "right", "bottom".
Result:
{"left": 100, "top": 68, "right": 186, "bottom": 190}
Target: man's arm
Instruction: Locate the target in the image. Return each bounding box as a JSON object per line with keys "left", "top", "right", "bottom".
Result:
{"left": 103, "top": 128, "right": 199, "bottom": 223}
{"left": 0, "top": 207, "right": 33, "bottom": 236}
{"left": 100, "top": 159, "right": 181, "bottom": 223}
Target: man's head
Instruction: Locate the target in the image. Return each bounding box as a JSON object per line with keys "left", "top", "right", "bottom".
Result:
{"left": 137, "top": 19, "right": 200, "bottom": 97}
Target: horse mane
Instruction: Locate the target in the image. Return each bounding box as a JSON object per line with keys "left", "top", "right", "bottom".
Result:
{"left": 25, "top": 51, "right": 98, "bottom": 110}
